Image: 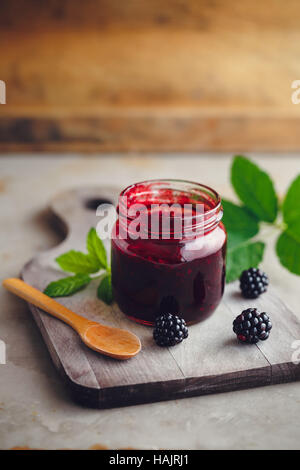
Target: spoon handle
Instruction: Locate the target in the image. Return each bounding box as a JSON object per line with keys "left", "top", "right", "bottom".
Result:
{"left": 3, "top": 278, "right": 89, "bottom": 331}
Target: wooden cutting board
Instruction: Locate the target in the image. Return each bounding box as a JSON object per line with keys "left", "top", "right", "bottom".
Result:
{"left": 22, "top": 187, "right": 300, "bottom": 408}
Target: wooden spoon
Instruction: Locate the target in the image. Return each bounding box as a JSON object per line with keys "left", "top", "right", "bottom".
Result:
{"left": 3, "top": 278, "right": 141, "bottom": 360}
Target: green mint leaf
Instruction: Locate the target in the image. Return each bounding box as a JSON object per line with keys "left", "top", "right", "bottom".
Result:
{"left": 56, "top": 250, "right": 100, "bottom": 274}
{"left": 231, "top": 155, "right": 278, "bottom": 222}
{"left": 282, "top": 174, "right": 300, "bottom": 226}
{"left": 97, "top": 273, "right": 113, "bottom": 305}
{"left": 277, "top": 176, "right": 300, "bottom": 275}
{"left": 86, "top": 228, "right": 108, "bottom": 270}
{"left": 226, "top": 241, "right": 265, "bottom": 283}
{"left": 44, "top": 274, "right": 91, "bottom": 297}
{"left": 222, "top": 199, "right": 259, "bottom": 250}
{"left": 276, "top": 221, "right": 300, "bottom": 275}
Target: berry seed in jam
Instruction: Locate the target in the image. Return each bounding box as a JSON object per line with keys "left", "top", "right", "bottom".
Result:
{"left": 111, "top": 180, "right": 227, "bottom": 325}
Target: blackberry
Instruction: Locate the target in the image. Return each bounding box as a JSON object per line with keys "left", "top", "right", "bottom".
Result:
{"left": 153, "top": 313, "right": 189, "bottom": 347}
{"left": 233, "top": 308, "right": 272, "bottom": 344}
{"left": 240, "top": 267, "right": 269, "bottom": 299}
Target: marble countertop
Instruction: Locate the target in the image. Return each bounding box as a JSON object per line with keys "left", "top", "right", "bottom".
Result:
{"left": 0, "top": 153, "right": 299, "bottom": 450}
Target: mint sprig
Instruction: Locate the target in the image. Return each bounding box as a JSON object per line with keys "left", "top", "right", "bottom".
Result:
{"left": 231, "top": 155, "right": 278, "bottom": 223}
{"left": 275, "top": 175, "right": 300, "bottom": 275}
{"left": 86, "top": 227, "right": 108, "bottom": 270}
{"left": 44, "top": 229, "right": 113, "bottom": 304}
{"left": 44, "top": 274, "right": 91, "bottom": 297}
{"left": 97, "top": 273, "right": 113, "bottom": 305}
{"left": 226, "top": 241, "right": 265, "bottom": 283}
{"left": 222, "top": 199, "right": 259, "bottom": 250}
{"left": 225, "top": 155, "right": 300, "bottom": 281}
{"left": 276, "top": 226, "right": 300, "bottom": 275}
{"left": 282, "top": 175, "right": 300, "bottom": 226}
{"left": 56, "top": 250, "right": 101, "bottom": 274}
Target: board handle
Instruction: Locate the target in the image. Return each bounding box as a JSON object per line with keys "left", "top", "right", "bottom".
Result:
{"left": 3, "top": 278, "right": 89, "bottom": 331}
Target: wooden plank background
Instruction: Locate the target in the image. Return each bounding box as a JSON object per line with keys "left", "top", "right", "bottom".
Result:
{"left": 1, "top": 0, "right": 300, "bottom": 152}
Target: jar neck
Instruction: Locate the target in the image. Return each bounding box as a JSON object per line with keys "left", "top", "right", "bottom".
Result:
{"left": 117, "top": 179, "right": 223, "bottom": 241}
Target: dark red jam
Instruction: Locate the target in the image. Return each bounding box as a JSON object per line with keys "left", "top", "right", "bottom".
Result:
{"left": 111, "top": 180, "right": 226, "bottom": 325}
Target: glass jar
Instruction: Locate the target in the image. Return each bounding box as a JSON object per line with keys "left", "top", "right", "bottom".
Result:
{"left": 111, "top": 180, "right": 226, "bottom": 325}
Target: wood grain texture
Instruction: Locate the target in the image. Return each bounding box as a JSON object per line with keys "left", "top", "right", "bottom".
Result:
{"left": 224, "top": 284, "right": 300, "bottom": 384}
{"left": 1, "top": 0, "right": 300, "bottom": 151}
{"left": 20, "top": 186, "right": 300, "bottom": 408}
{"left": 2, "top": 110, "right": 300, "bottom": 153}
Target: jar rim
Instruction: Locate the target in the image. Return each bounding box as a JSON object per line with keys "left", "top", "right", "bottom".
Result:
{"left": 119, "top": 178, "right": 222, "bottom": 222}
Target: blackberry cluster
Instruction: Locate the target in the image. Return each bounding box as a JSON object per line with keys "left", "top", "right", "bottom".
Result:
{"left": 153, "top": 313, "right": 188, "bottom": 347}
{"left": 233, "top": 308, "right": 272, "bottom": 344}
{"left": 240, "top": 268, "right": 269, "bottom": 299}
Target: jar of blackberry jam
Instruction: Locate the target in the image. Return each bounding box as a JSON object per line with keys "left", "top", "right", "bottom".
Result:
{"left": 111, "top": 180, "right": 226, "bottom": 325}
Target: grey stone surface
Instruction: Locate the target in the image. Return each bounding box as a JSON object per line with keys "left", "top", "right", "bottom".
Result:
{"left": 0, "top": 153, "right": 299, "bottom": 449}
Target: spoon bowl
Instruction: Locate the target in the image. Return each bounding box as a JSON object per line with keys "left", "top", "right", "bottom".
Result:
{"left": 82, "top": 323, "right": 141, "bottom": 359}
